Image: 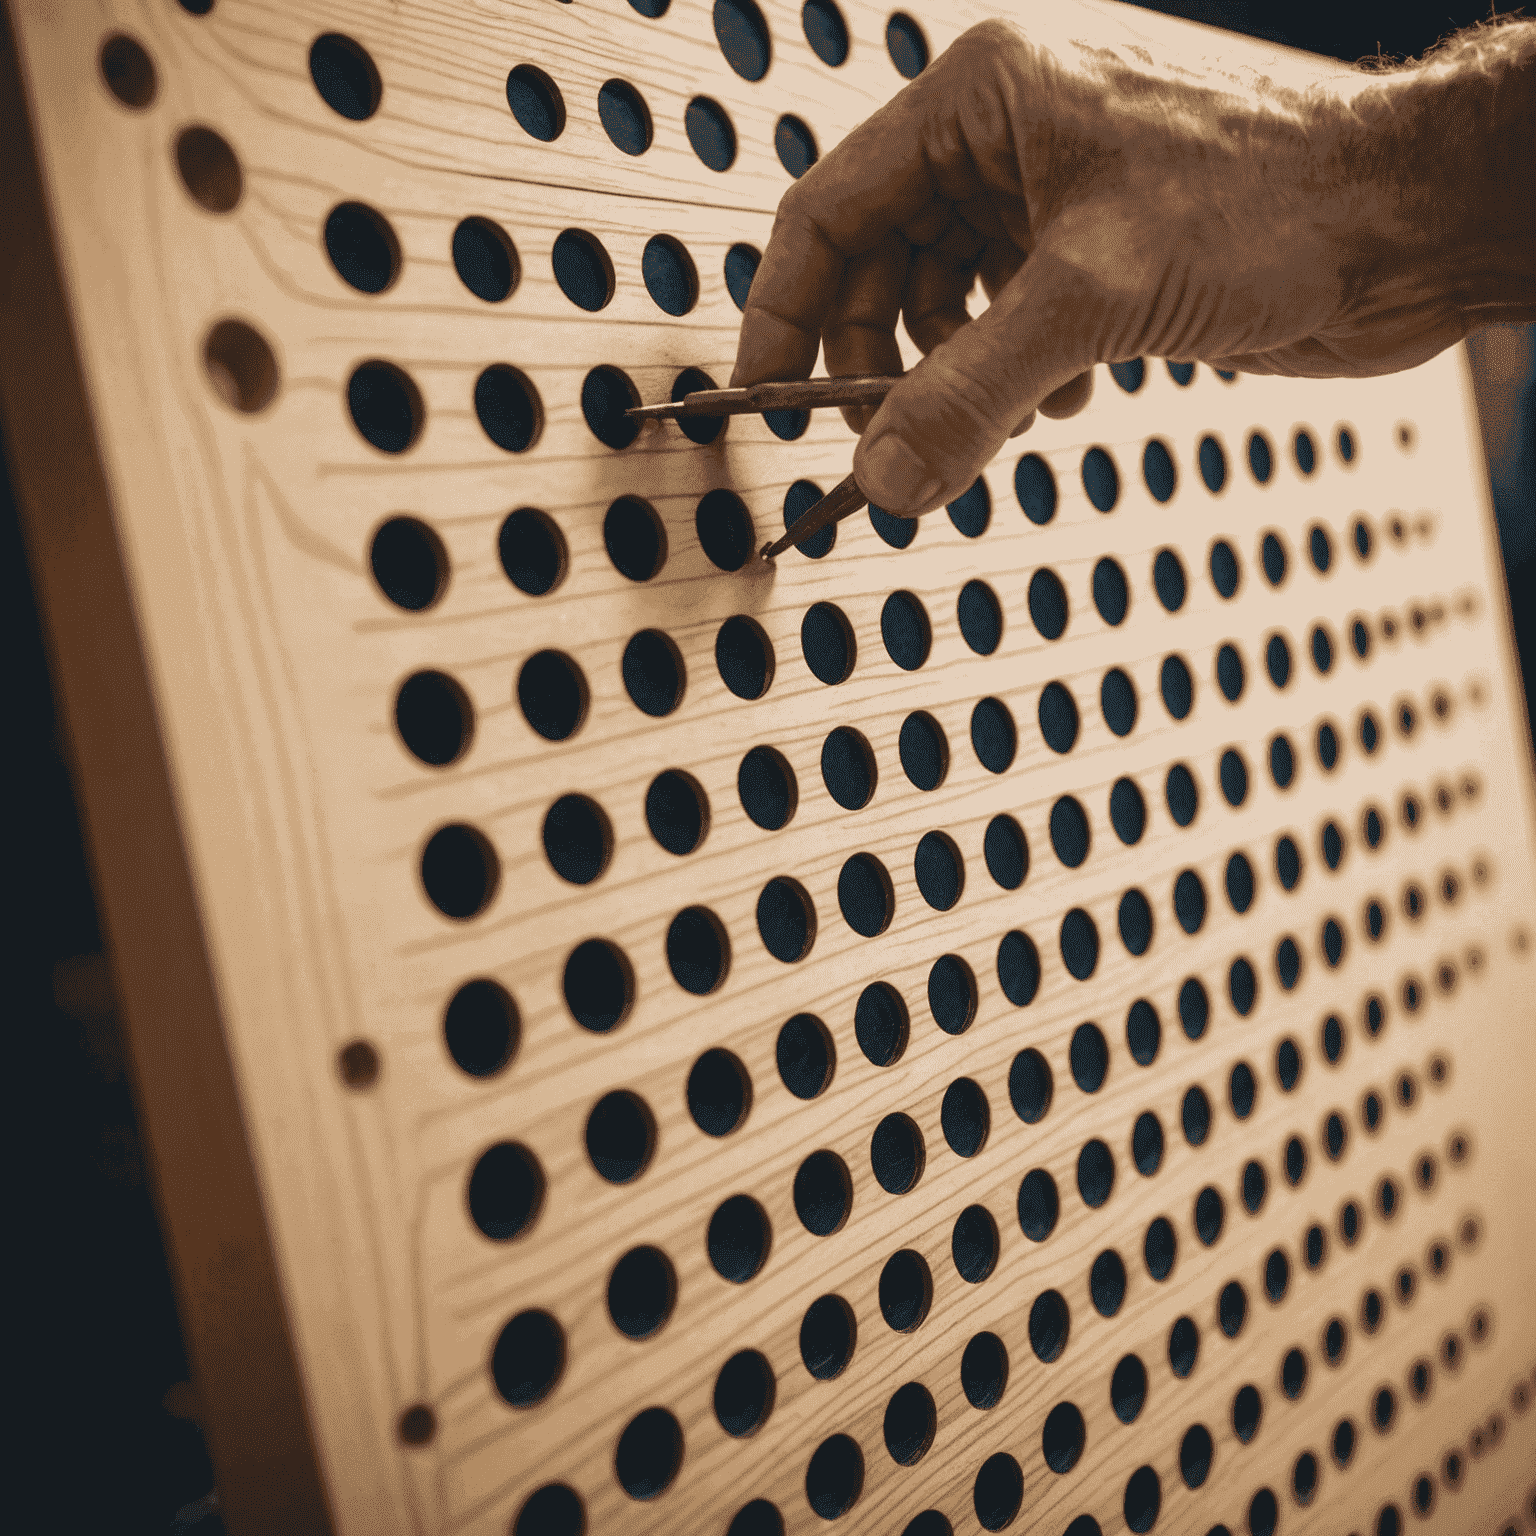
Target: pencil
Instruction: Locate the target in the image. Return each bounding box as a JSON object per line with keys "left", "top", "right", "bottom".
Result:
{"left": 627, "top": 373, "right": 903, "bottom": 421}
{"left": 760, "top": 471, "right": 870, "bottom": 561}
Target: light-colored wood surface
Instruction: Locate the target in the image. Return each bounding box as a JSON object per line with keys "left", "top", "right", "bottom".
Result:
{"left": 4, "top": 2, "right": 1535, "bottom": 1534}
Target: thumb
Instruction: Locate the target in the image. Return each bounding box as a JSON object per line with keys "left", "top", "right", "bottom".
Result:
{"left": 852, "top": 249, "right": 1096, "bottom": 516}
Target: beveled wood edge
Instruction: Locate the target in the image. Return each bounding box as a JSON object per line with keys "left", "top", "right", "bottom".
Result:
{"left": 0, "top": 8, "right": 332, "bottom": 1532}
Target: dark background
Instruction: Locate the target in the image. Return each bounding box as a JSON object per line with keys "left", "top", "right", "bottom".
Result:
{"left": 4, "top": 3, "right": 1532, "bottom": 1532}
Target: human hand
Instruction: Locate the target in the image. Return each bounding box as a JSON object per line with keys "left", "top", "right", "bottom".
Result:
{"left": 730, "top": 9, "right": 1536, "bottom": 517}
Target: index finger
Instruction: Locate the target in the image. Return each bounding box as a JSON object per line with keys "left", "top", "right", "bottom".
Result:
{"left": 729, "top": 39, "right": 984, "bottom": 389}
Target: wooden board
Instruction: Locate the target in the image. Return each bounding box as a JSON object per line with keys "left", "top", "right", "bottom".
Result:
{"left": 4, "top": 2, "right": 1535, "bottom": 1534}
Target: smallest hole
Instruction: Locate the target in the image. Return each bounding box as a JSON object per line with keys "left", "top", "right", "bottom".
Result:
{"left": 176, "top": 126, "right": 244, "bottom": 213}
{"left": 204, "top": 319, "right": 279, "bottom": 413}
{"left": 338, "top": 1039, "right": 380, "bottom": 1088}
{"left": 398, "top": 1404, "right": 436, "bottom": 1445}
{"left": 101, "top": 34, "right": 157, "bottom": 108}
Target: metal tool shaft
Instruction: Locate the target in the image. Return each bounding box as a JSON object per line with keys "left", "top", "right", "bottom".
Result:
{"left": 627, "top": 373, "right": 902, "bottom": 420}
{"left": 759, "top": 471, "right": 870, "bottom": 560}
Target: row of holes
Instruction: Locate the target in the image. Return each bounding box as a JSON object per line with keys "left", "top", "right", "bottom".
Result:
{"left": 488, "top": 1273, "right": 1494, "bottom": 1532}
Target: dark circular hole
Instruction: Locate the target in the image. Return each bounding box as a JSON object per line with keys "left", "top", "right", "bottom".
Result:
{"left": 855, "top": 982, "right": 908, "bottom": 1066}
{"left": 1017, "top": 1168, "right": 1059, "bottom": 1242}
{"left": 914, "top": 833, "right": 965, "bottom": 913}
{"left": 1069, "top": 1023, "right": 1109, "bottom": 1094}
{"left": 707, "top": 1194, "right": 770, "bottom": 1283}
{"left": 1241, "top": 1159, "right": 1269, "bottom": 1213}
{"left": 1090, "top": 1249, "right": 1128, "bottom": 1317}
{"left": 1124, "top": 1466, "right": 1161, "bottom": 1533}
{"left": 444, "top": 979, "right": 517, "bottom": 1079}
{"left": 477, "top": 363, "right": 543, "bottom": 451}
{"left": 878, "top": 1248, "right": 932, "bottom": 1331}
{"left": 667, "top": 907, "right": 729, "bottom": 995}
{"left": 1216, "top": 643, "right": 1246, "bottom": 703}
{"left": 1210, "top": 539, "right": 1241, "bottom": 598}
{"left": 871, "top": 1112, "right": 925, "bottom": 1195}
{"left": 799, "top": 1294, "right": 856, "bottom": 1379}
{"left": 562, "top": 938, "right": 632, "bottom": 1032}
{"left": 598, "top": 77, "right": 653, "bottom": 155}
{"left": 1195, "top": 1185, "right": 1224, "bottom": 1245}
{"left": 575, "top": 363, "right": 645, "bottom": 451}
{"left": 1008, "top": 1046, "right": 1051, "bottom": 1124}
{"left": 973, "top": 1453, "right": 1023, "bottom": 1532}
{"left": 944, "top": 476, "right": 992, "bottom": 537}
{"left": 971, "top": 697, "right": 1016, "bottom": 774}
{"left": 976, "top": 819, "right": 1026, "bottom": 897}
{"left": 820, "top": 727, "right": 874, "bottom": 811}
{"left": 452, "top": 217, "right": 518, "bottom": 303}
{"left": 1077, "top": 1138, "right": 1115, "bottom": 1208}
{"left": 956, "top": 579, "right": 1002, "bottom": 654}
{"left": 338, "top": 1040, "right": 379, "bottom": 1088}
{"left": 715, "top": 615, "right": 774, "bottom": 700}
{"left": 1144, "top": 1216, "right": 1176, "bottom": 1280}
{"left": 1174, "top": 868, "right": 1207, "bottom": 934}
{"left": 421, "top": 823, "right": 498, "bottom": 919}
{"left": 1200, "top": 433, "right": 1229, "bottom": 491}
{"left": 782, "top": 478, "right": 835, "bottom": 559}
{"left": 900, "top": 710, "right": 949, "bottom": 789}
{"left": 622, "top": 629, "right": 685, "bottom": 717}
{"left": 309, "top": 33, "right": 380, "bottom": 120}
{"left": 961, "top": 1330, "right": 1009, "bottom": 1409}
{"left": 686, "top": 95, "right": 737, "bottom": 171}
{"left": 615, "top": 1406, "right": 683, "bottom": 1500}
{"left": 1042, "top": 1401, "right": 1086, "bottom": 1474}
{"left": 1028, "top": 1289, "right": 1070, "bottom": 1363}
{"left": 996, "top": 928, "right": 1042, "bottom": 1008}
{"left": 468, "top": 1141, "right": 543, "bottom": 1240}
{"left": 584, "top": 1090, "right": 655, "bottom": 1183}
{"left": 1160, "top": 653, "right": 1194, "bottom": 719}
{"left": 1164, "top": 762, "right": 1199, "bottom": 827}
{"left": 1110, "top": 359, "right": 1146, "bottom": 393}
{"left": 793, "top": 1150, "right": 851, "bottom": 1236}
{"left": 723, "top": 242, "right": 759, "bottom": 309}
{"left": 398, "top": 1404, "right": 435, "bottom": 1445}
{"left": 1110, "top": 777, "right": 1147, "bottom": 847}
{"left": 370, "top": 516, "right": 446, "bottom": 611}
{"left": 201, "top": 319, "right": 280, "bottom": 416}
{"left": 951, "top": 1204, "right": 999, "bottom": 1284}
{"left": 881, "top": 590, "right": 931, "bottom": 670}
{"left": 491, "top": 1309, "right": 564, "bottom": 1406}
{"left": 1082, "top": 446, "right": 1120, "bottom": 511}
{"left": 757, "top": 876, "right": 816, "bottom": 962}
{"left": 1229, "top": 957, "right": 1258, "bottom": 1017}
{"left": 1232, "top": 1384, "right": 1263, "bottom": 1444}
{"left": 886, "top": 12, "right": 929, "bottom": 76}
{"left": 802, "top": 0, "right": 849, "bottom": 65}
{"left": 1132, "top": 1112, "right": 1164, "bottom": 1176}
{"left": 1220, "top": 1281, "right": 1249, "bottom": 1338}
{"left": 670, "top": 367, "right": 727, "bottom": 446}
{"left": 775, "top": 114, "right": 818, "bottom": 178}
{"left": 1152, "top": 548, "right": 1186, "bottom": 611}
{"left": 1169, "top": 1316, "right": 1199, "bottom": 1378}
{"left": 1111, "top": 1353, "right": 1147, "bottom": 1422}
{"left": 837, "top": 852, "right": 893, "bottom": 937}
{"left": 499, "top": 508, "right": 567, "bottom": 596}
{"left": 1229, "top": 1062, "right": 1257, "bottom": 1119}
{"left": 640, "top": 232, "right": 697, "bottom": 316}
{"left": 776, "top": 1013, "right": 834, "bottom": 1099}
{"left": 687, "top": 1047, "right": 751, "bottom": 1136}
{"left": 646, "top": 769, "right": 708, "bottom": 855}
{"left": 1176, "top": 978, "right": 1208, "bottom": 1041}
{"left": 714, "top": 1349, "right": 775, "bottom": 1439}
{"left": 541, "top": 794, "right": 612, "bottom": 885}
{"left": 506, "top": 63, "right": 565, "bottom": 140}
{"left": 517, "top": 650, "right": 587, "bottom": 741}
{"left": 554, "top": 229, "right": 616, "bottom": 313}
{"left": 801, "top": 601, "right": 856, "bottom": 684}
{"left": 324, "top": 200, "right": 398, "bottom": 293}
{"left": 869, "top": 503, "right": 917, "bottom": 548}
{"left": 928, "top": 952, "right": 976, "bottom": 1033}
{"left": 1249, "top": 432, "right": 1274, "bottom": 483}
{"left": 1225, "top": 852, "right": 1255, "bottom": 913}
{"left": 1029, "top": 568, "right": 1069, "bottom": 640}
{"left": 1060, "top": 908, "right": 1100, "bottom": 980}
{"left": 1015, "top": 452, "right": 1058, "bottom": 524}
{"left": 1050, "top": 797, "right": 1090, "bottom": 869}
{"left": 714, "top": 0, "right": 771, "bottom": 79}
{"left": 1100, "top": 668, "right": 1139, "bottom": 738}
{"left": 883, "top": 1381, "right": 937, "bottom": 1466}
{"left": 101, "top": 32, "right": 159, "bottom": 108}
{"left": 1089, "top": 559, "right": 1129, "bottom": 628}
{"left": 1249, "top": 1488, "right": 1279, "bottom": 1536}
{"left": 1266, "top": 632, "right": 1293, "bottom": 689}
{"left": 395, "top": 670, "right": 472, "bottom": 766}
{"left": 1143, "top": 439, "right": 1177, "bottom": 503}
{"left": 1127, "top": 998, "right": 1161, "bottom": 1064}
{"left": 1295, "top": 429, "right": 1317, "bottom": 474}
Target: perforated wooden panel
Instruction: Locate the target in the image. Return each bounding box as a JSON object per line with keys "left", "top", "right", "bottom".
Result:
{"left": 6, "top": 2, "right": 1536, "bottom": 1535}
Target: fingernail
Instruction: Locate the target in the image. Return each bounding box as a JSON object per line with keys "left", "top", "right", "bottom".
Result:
{"left": 860, "top": 435, "right": 941, "bottom": 513}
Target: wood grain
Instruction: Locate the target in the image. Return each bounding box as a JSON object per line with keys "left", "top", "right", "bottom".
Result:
{"left": 4, "top": 2, "right": 1535, "bottom": 1534}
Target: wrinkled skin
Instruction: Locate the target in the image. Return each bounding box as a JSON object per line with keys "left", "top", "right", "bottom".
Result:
{"left": 730, "top": 12, "right": 1535, "bottom": 516}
